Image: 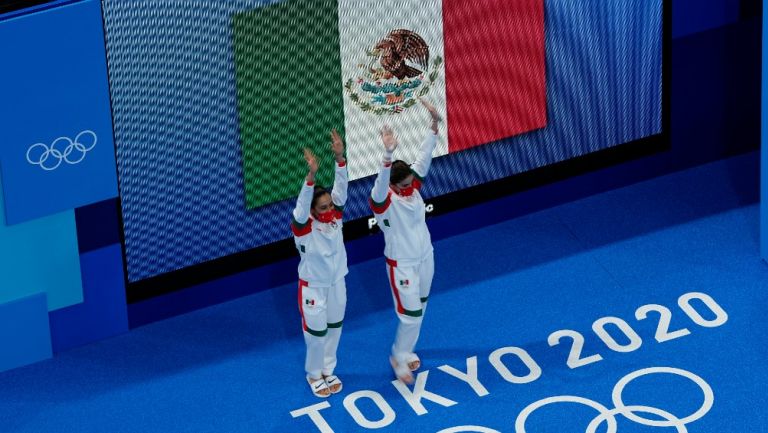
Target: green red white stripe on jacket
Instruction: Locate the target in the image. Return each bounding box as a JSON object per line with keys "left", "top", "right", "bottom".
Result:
{"left": 369, "top": 192, "right": 392, "bottom": 215}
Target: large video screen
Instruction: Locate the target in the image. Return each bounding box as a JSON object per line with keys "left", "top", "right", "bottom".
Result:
{"left": 103, "top": 0, "right": 666, "bottom": 297}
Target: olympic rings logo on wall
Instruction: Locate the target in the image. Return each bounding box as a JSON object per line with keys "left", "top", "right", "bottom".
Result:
{"left": 25, "top": 130, "right": 97, "bottom": 171}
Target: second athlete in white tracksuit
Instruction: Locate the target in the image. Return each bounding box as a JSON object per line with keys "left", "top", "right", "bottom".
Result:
{"left": 370, "top": 130, "right": 437, "bottom": 368}
{"left": 292, "top": 161, "right": 348, "bottom": 380}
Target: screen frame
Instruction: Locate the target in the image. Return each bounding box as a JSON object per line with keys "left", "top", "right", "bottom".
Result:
{"left": 0, "top": 0, "right": 74, "bottom": 17}
{"left": 117, "top": 0, "right": 671, "bottom": 303}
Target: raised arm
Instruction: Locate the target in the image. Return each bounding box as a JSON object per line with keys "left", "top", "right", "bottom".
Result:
{"left": 410, "top": 131, "right": 437, "bottom": 181}
{"left": 330, "top": 129, "right": 348, "bottom": 208}
{"left": 292, "top": 148, "right": 318, "bottom": 226}
{"left": 410, "top": 99, "right": 441, "bottom": 180}
{"left": 370, "top": 124, "right": 397, "bottom": 212}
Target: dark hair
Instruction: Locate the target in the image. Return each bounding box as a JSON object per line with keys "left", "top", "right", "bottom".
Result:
{"left": 311, "top": 186, "right": 331, "bottom": 209}
{"left": 390, "top": 160, "right": 412, "bottom": 185}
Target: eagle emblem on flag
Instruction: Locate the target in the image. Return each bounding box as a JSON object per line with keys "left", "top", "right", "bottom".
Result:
{"left": 344, "top": 29, "right": 443, "bottom": 116}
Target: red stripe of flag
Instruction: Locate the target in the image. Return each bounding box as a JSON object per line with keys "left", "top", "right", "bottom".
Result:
{"left": 443, "top": 0, "right": 546, "bottom": 152}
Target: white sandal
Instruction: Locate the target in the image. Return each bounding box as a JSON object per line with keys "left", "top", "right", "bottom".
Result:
{"left": 322, "top": 374, "right": 343, "bottom": 394}
{"left": 390, "top": 356, "right": 414, "bottom": 384}
{"left": 307, "top": 376, "right": 331, "bottom": 398}
{"left": 406, "top": 354, "right": 421, "bottom": 372}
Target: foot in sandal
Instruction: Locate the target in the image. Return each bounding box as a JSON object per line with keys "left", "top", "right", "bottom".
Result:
{"left": 390, "top": 356, "right": 414, "bottom": 384}
{"left": 406, "top": 353, "right": 421, "bottom": 372}
{"left": 307, "top": 376, "right": 331, "bottom": 398}
{"left": 322, "top": 374, "right": 343, "bottom": 394}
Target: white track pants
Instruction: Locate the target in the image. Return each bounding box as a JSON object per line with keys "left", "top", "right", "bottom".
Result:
{"left": 386, "top": 252, "right": 434, "bottom": 365}
{"left": 298, "top": 278, "right": 347, "bottom": 379}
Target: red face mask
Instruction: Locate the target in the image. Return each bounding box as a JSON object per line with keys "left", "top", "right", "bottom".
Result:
{"left": 315, "top": 209, "right": 335, "bottom": 223}
{"left": 398, "top": 185, "right": 415, "bottom": 197}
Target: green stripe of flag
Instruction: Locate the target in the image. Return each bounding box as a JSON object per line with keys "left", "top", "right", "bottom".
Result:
{"left": 233, "top": 0, "right": 346, "bottom": 210}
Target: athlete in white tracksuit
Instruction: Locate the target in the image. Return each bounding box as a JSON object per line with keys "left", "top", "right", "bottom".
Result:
{"left": 292, "top": 131, "right": 348, "bottom": 397}
{"left": 370, "top": 99, "right": 441, "bottom": 383}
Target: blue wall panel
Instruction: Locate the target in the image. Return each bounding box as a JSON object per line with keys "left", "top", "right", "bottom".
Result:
{"left": 49, "top": 244, "right": 129, "bottom": 352}
{"left": 0, "top": 175, "right": 84, "bottom": 311}
{"left": 75, "top": 199, "right": 121, "bottom": 254}
{"left": 0, "top": 293, "right": 52, "bottom": 373}
{"left": 0, "top": 0, "right": 117, "bottom": 225}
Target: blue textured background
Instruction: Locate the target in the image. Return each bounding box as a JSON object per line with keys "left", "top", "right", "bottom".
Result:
{"left": 105, "top": 0, "right": 662, "bottom": 282}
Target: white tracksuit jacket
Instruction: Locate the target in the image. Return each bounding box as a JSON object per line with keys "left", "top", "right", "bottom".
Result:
{"left": 291, "top": 161, "right": 349, "bottom": 287}
{"left": 369, "top": 132, "right": 437, "bottom": 266}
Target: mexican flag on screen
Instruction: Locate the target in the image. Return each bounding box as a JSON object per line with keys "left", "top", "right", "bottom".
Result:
{"left": 233, "top": 0, "right": 546, "bottom": 210}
